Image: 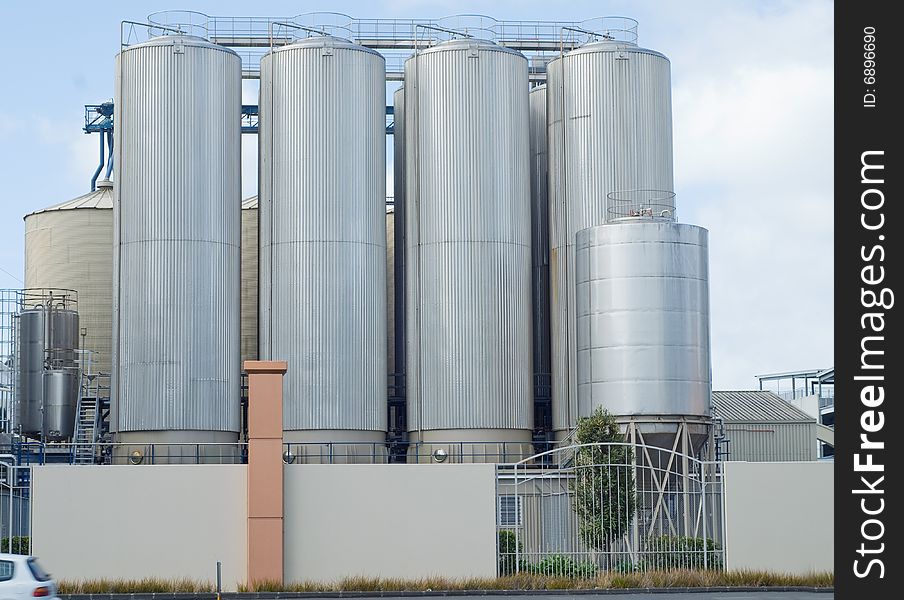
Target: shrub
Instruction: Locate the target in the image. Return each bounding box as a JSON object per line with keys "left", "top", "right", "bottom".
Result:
{"left": 645, "top": 535, "right": 723, "bottom": 570}
{"left": 498, "top": 530, "right": 523, "bottom": 576}
{"left": 570, "top": 408, "right": 636, "bottom": 550}
{"left": 524, "top": 554, "right": 598, "bottom": 579}
{"left": 1, "top": 536, "right": 29, "bottom": 555}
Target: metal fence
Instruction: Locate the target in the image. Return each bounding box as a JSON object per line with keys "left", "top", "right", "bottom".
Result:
{"left": 0, "top": 458, "right": 30, "bottom": 548}
{"left": 496, "top": 443, "right": 724, "bottom": 575}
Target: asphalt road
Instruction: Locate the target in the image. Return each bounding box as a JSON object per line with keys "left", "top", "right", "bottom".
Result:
{"left": 367, "top": 595, "right": 832, "bottom": 600}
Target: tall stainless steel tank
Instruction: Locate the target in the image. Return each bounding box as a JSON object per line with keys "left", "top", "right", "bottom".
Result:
{"left": 113, "top": 34, "right": 242, "bottom": 457}
{"left": 547, "top": 39, "right": 674, "bottom": 436}
{"left": 17, "top": 299, "right": 80, "bottom": 438}
{"left": 241, "top": 196, "right": 259, "bottom": 366}
{"left": 404, "top": 39, "right": 533, "bottom": 458}
{"left": 529, "top": 85, "right": 551, "bottom": 430}
{"left": 259, "top": 35, "right": 387, "bottom": 457}
{"left": 574, "top": 219, "right": 711, "bottom": 449}
{"left": 24, "top": 180, "right": 113, "bottom": 375}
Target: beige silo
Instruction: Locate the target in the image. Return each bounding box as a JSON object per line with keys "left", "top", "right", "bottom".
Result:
{"left": 24, "top": 180, "right": 114, "bottom": 375}
{"left": 241, "top": 196, "right": 259, "bottom": 366}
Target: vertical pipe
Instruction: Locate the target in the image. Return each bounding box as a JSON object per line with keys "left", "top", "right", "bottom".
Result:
{"left": 90, "top": 133, "right": 104, "bottom": 192}
{"left": 104, "top": 131, "right": 114, "bottom": 180}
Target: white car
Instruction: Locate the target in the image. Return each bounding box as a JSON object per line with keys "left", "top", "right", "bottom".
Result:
{"left": 0, "top": 554, "right": 57, "bottom": 600}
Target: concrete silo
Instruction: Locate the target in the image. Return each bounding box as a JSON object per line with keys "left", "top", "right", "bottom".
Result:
{"left": 547, "top": 38, "right": 674, "bottom": 437}
{"left": 258, "top": 35, "right": 387, "bottom": 461}
{"left": 24, "top": 180, "right": 113, "bottom": 376}
{"left": 404, "top": 39, "right": 533, "bottom": 461}
{"left": 113, "top": 34, "right": 242, "bottom": 461}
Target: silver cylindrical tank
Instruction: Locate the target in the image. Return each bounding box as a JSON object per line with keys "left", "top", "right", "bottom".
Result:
{"left": 42, "top": 369, "right": 80, "bottom": 441}
{"left": 404, "top": 39, "right": 533, "bottom": 455}
{"left": 259, "top": 36, "right": 387, "bottom": 452}
{"left": 17, "top": 302, "right": 80, "bottom": 438}
{"left": 548, "top": 39, "right": 674, "bottom": 435}
{"left": 529, "top": 85, "right": 550, "bottom": 427}
{"left": 24, "top": 180, "right": 113, "bottom": 375}
{"left": 575, "top": 220, "right": 711, "bottom": 447}
{"left": 113, "top": 35, "right": 242, "bottom": 452}
{"left": 241, "top": 196, "right": 259, "bottom": 366}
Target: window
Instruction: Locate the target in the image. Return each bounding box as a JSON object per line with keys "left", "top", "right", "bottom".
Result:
{"left": 27, "top": 558, "right": 51, "bottom": 582}
{"left": 497, "top": 495, "right": 523, "bottom": 527}
{"left": 0, "top": 560, "right": 13, "bottom": 582}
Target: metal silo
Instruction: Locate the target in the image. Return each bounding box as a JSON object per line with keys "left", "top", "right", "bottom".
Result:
{"left": 405, "top": 39, "right": 533, "bottom": 461}
{"left": 24, "top": 180, "right": 113, "bottom": 376}
{"left": 575, "top": 215, "right": 711, "bottom": 451}
{"left": 259, "top": 35, "right": 387, "bottom": 461}
{"left": 548, "top": 38, "right": 674, "bottom": 437}
{"left": 241, "top": 196, "right": 259, "bottom": 366}
{"left": 113, "top": 35, "right": 242, "bottom": 460}
{"left": 529, "top": 85, "right": 551, "bottom": 433}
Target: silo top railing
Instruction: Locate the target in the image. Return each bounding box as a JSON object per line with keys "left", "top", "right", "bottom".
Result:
{"left": 606, "top": 190, "right": 677, "bottom": 223}
{"left": 126, "top": 12, "right": 642, "bottom": 79}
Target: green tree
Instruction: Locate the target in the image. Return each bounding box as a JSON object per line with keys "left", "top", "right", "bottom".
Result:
{"left": 569, "top": 408, "right": 636, "bottom": 550}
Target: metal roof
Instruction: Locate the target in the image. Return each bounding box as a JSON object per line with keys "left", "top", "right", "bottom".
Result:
{"left": 242, "top": 196, "right": 258, "bottom": 209}
{"left": 754, "top": 368, "right": 829, "bottom": 380}
{"left": 712, "top": 391, "right": 815, "bottom": 423}
{"left": 26, "top": 181, "right": 113, "bottom": 216}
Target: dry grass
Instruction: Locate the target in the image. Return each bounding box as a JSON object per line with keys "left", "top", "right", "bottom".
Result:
{"left": 59, "top": 571, "right": 833, "bottom": 594}
{"left": 236, "top": 571, "right": 833, "bottom": 593}
{"left": 58, "top": 577, "right": 214, "bottom": 594}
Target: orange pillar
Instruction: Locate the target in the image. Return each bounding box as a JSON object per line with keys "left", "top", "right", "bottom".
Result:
{"left": 244, "top": 360, "right": 288, "bottom": 586}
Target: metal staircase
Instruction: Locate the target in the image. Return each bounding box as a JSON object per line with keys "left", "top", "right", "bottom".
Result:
{"left": 71, "top": 372, "right": 110, "bottom": 465}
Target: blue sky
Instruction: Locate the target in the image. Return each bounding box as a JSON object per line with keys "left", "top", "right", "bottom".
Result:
{"left": 0, "top": 1, "right": 833, "bottom": 389}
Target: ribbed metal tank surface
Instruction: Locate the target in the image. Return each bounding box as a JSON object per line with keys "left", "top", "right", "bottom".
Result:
{"left": 24, "top": 181, "right": 113, "bottom": 375}
{"left": 529, "top": 85, "right": 551, "bottom": 429}
{"left": 404, "top": 39, "right": 533, "bottom": 437}
{"left": 112, "top": 35, "right": 242, "bottom": 439}
{"left": 574, "top": 221, "right": 711, "bottom": 419}
{"left": 259, "top": 36, "right": 387, "bottom": 438}
{"left": 241, "top": 196, "right": 259, "bottom": 366}
{"left": 547, "top": 40, "right": 674, "bottom": 434}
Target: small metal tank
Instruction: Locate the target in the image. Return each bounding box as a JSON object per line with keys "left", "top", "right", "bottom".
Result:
{"left": 42, "top": 369, "right": 81, "bottom": 441}
{"left": 16, "top": 293, "right": 80, "bottom": 439}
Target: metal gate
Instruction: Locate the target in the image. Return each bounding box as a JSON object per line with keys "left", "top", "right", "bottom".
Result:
{"left": 496, "top": 443, "right": 724, "bottom": 575}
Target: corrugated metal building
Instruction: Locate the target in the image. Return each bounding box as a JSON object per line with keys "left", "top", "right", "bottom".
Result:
{"left": 713, "top": 391, "right": 817, "bottom": 462}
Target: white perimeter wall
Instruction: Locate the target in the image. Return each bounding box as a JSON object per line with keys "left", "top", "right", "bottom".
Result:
{"left": 284, "top": 464, "right": 497, "bottom": 582}
{"left": 723, "top": 461, "right": 833, "bottom": 573}
{"left": 31, "top": 465, "right": 247, "bottom": 588}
